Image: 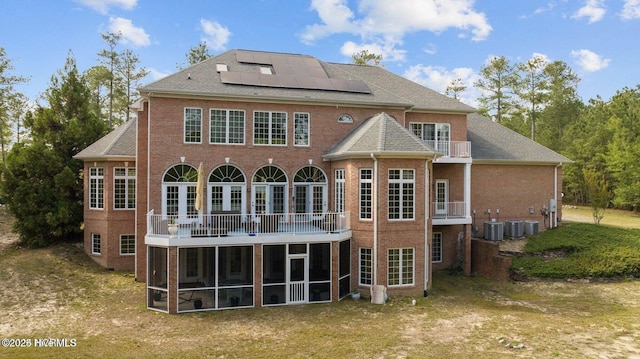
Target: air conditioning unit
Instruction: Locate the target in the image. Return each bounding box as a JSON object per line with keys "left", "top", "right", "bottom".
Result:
{"left": 524, "top": 220, "right": 539, "bottom": 236}
{"left": 484, "top": 221, "right": 504, "bottom": 241}
{"left": 504, "top": 220, "right": 524, "bottom": 238}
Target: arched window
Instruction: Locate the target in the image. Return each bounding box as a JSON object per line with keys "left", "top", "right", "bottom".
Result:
{"left": 208, "top": 165, "right": 246, "bottom": 213}
{"left": 293, "top": 166, "right": 328, "bottom": 216}
{"left": 251, "top": 166, "right": 288, "bottom": 214}
{"left": 162, "top": 164, "right": 199, "bottom": 218}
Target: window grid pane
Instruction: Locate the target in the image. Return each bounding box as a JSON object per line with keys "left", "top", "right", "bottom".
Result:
{"left": 114, "top": 167, "right": 136, "bottom": 209}
{"left": 184, "top": 108, "right": 202, "bottom": 143}
{"left": 359, "top": 169, "right": 372, "bottom": 220}
{"left": 120, "top": 234, "right": 135, "bottom": 254}
{"left": 294, "top": 112, "right": 309, "bottom": 146}
{"left": 388, "top": 169, "right": 415, "bottom": 220}
{"left": 359, "top": 248, "right": 372, "bottom": 285}
{"left": 89, "top": 167, "right": 104, "bottom": 209}
{"left": 335, "top": 169, "right": 345, "bottom": 213}
{"left": 92, "top": 233, "right": 101, "bottom": 254}
{"left": 432, "top": 233, "right": 443, "bottom": 262}
{"left": 388, "top": 249, "right": 400, "bottom": 285}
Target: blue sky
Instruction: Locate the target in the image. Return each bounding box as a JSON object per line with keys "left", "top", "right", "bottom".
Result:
{"left": 2, "top": 0, "right": 639, "bottom": 108}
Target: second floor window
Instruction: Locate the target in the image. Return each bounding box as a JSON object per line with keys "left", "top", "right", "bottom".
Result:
{"left": 359, "top": 169, "right": 372, "bottom": 220}
{"left": 410, "top": 122, "right": 450, "bottom": 155}
{"left": 254, "top": 111, "right": 287, "bottom": 145}
{"left": 89, "top": 167, "right": 104, "bottom": 209}
{"left": 114, "top": 167, "right": 136, "bottom": 209}
{"left": 294, "top": 112, "right": 310, "bottom": 146}
{"left": 210, "top": 109, "right": 245, "bottom": 144}
{"left": 335, "top": 169, "right": 345, "bottom": 213}
{"left": 388, "top": 169, "right": 415, "bottom": 220}
{"left": 184, "top": 107, "right": 202, "bottom": 143}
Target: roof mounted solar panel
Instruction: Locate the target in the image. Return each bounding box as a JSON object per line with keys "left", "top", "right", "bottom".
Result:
{"left": 226, "top": 51, "right": 372, "bottom": 93}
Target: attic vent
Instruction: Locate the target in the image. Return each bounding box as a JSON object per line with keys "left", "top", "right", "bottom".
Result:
{"left": 216, "top": 63, "right": 228, "bottom": 72}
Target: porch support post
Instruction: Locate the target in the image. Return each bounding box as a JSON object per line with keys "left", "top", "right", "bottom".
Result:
{"left": 464, "top": 163, "right": 472, "bottom": 222}
{"left": 463, "top": 224, "right": 472, "bottom": 276}
{"left": 463, "top": 163, "right": 472, "bottom": 276}
{"left": 167, "top": 246, "right": 178, "bottom": 314}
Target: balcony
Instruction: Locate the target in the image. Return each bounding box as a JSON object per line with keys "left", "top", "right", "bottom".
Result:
{"left": 424, "top": 140, "right": 471, "bottom": 160}
{"left": 432, "top": 202, "right": 471, "bottom": 225}
{"left": 145, "top": 210, "right": 351, "bottom": 245}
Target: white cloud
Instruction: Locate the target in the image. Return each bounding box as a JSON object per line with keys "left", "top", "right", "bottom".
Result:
{"left": 340, "top": 40, "right": 406, "bottom": 62}
{"left": 572, "top": 0, "right": 606, "bottom": 23}
{"left": 571, "top": 49, "right": 611, "bottom": 72}
{"left": 108, "top": 17, "right": 150, "bottom": 47}
{"left": 301, "top": 0, "right": 491, "bottom": 64}
{"left": 423, "top": 43, "right": 437, "bottom": 55}
{"left": 403, "top": 64, "right": 479, "bottom": 107}
{"left": 200, "top": 19, "right": 232, "bottom": 51}
{"left": 621, "top": 0, "right": 640, "bottom": 19}
{"left": 74, "top": 0, "right": 136, "bottom": 15}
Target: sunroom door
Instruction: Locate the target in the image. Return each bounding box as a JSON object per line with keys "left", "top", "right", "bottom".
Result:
{"left": 435, "top": 179, "right": 449, "bottom": 216}
{"left": 287, "top": 255, "right": 307, "bottom": 304}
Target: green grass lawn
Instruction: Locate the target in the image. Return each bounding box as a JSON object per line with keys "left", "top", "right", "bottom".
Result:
{"left": 512, "top": 207, "right": 640, "bottom": 279}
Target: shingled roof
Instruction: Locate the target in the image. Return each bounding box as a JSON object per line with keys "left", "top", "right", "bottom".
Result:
{"left": 140, "top": 49, "right": 476, "bottom": 114}
{"left": 74, "top": 119, "right": 136, "bottom": 161}
{"left": 467, "top": 113, "right": 572, "bottom": 164}
{"left": 323, "top": 112, "right": 438, "bottom": 160}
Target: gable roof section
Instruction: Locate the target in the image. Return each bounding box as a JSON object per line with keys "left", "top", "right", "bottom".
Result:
{"left": 467, "top": 113, "right": 572, "bottom": 164}
{"left": 74, "top": 119, "right": 136, "bottom": 161}
{"left": 140, "top": 49, "right": 475, "bottom": 114}
{"left": 323, "top": 112, "right": 438, "bottom": 160}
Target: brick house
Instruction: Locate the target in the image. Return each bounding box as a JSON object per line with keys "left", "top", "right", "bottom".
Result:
{"left": 75, "top": 49, "right": 571, "bottom": 314}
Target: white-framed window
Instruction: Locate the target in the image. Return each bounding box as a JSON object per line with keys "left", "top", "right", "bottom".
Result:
{"left": 92, "top": 233, "right": 101, "bottom": 255}
{"left": 359, "top": 168, "right": 372, "bottom": 220}
{"left": 210, "top": 109, "right": 245, "bottom": 144}
{"left": 410, "top": 122, "right": 450, "bottom": 156}
{"left": 89, "top": 167, "right": 104, "bottom": 209}
{"left": 209, "top": 165, "right": 246, "bottom": 213}
{"left": 432, "top": 232, "right": 443, "bottom": 263}
{"left": 184, "top": 107, "right": 202, "bottom": 143}
{"left": 294, "top": 112, "right": 310, "bottom": 146}
{"left": 293, "top": 166, "right": 327, "bottom": 217}
{"left": 388, "top": 169, "right": 415, "bottom": 220}
{"left": 359, "top": 247, "right": 372, "bottom": 286}
{"left": 162, "top": 164, "right": 199, "bottom": 220}
{"left": 388, "top": 248, "right": 414, "bottom": 286}
{"left": 120, "top": 234, "right": 135, "bottom": 255}
{"left": 335, "top": 169, "right": 345, "bottom": 213}
{"left": 114, "top": 167, "right": 136, "bottom": 209}
{"left": 252, "top": 165, "right": 288, "bottom": 215}
{"left": 253, "top": 111, "right": 287, "bottom": 145}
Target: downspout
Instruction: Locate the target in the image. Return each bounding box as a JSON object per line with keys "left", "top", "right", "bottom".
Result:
{"left": 370, "top": 153, "right": 379, "bottom": 290}
{"left": 424, "top": 159, "right": 430, "bottom": 297}
{"left": 553, "top": 162, "right": 562, "bottom": 228}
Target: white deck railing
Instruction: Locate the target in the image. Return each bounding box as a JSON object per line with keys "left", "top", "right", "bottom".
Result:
{"left": 424, "top": 140, "right": 471, "bottom": 158}
{"left": 146, "top": 211, "right": 350, "bottom": 238}
{"left": 432, "top": 202, "right": 467, "bottom": 219}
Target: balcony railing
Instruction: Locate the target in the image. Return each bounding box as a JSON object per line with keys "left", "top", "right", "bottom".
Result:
{"left": 146, "top": 210, "right": 350, "bottom": 238}
{"left": 424, "top": 140, "right": 471, "bottom": 158}
{"left": 432, "top": 202, "right": 467, "bottom": 219}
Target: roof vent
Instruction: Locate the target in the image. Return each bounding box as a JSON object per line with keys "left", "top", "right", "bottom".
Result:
{"left": 216, "top": 63, "right": 228, "bottom": 72}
